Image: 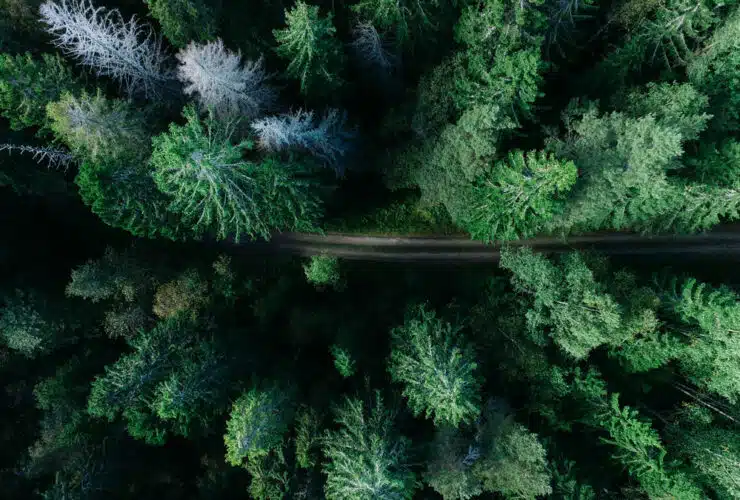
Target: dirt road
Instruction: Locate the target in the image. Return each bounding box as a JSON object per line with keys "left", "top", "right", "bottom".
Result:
{"left": 250, "top": 225, "right": 740, "bottom": 261}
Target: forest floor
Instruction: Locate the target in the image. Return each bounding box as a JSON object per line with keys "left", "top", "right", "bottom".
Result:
{"left": 231, "top": 224, "right": 740, "bottom": 262}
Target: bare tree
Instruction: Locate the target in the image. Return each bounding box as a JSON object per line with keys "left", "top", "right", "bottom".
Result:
{"left": 39, "top": 0, "right": 172, "bottom": 98}
{"left": 350, "top": 22, "right": 395, "bottom": 72}
{"left": 251, "top": 109, "right": 354, "bottom": 175}
{"left": 176, "top": 39, "right": 276, "bottom": 119}
{"left": 0, "top": 144, "right": 74, "bottom": 169}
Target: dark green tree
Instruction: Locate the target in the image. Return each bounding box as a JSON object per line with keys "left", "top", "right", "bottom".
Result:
{"left": 145, "top": 0, "right": 217, "bottom": 48}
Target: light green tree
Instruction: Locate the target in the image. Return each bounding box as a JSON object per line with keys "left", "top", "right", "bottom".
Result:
{"left": 47, "top": 90, "right": 150, "bottom": 162}
{"left": 322, "top": 393, "right": 417, "bottom": 500}
{"left": 66, "top": 246, "right": 151, "bottom": 303}
{"left": 330, "top": 344, "right": 356, "bottom": 378}
{"left": 466, "top": 150, "right": 577, "bottom": 242}
{"left": 0, "top": 52, "right": 79, "bottom": 132}
{"left": 150, "top": 106, "right": 322, "bottom": 241}
{"left": 224, "top": 386, "right": 293, "bottom": 465}
{"left": 0, "top": 290, "right": 68, "bottom": 358}
{"left": 304, "top": 255, "right": 341, "bottom": 289}
{"left": 389, "top": 304, "right": 481, "bottom": 427}
{"left": 274, "top": 1, "right": 343, "bottom": 95}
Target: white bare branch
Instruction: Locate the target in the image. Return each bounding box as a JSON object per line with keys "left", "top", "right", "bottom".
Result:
{"left": 39, "top": 0, "right": 172, "bottom": 98}
{"left": 176, "top": 39, "right": 276, "bottom": 119}
{"left": 0, "top": 144, "right": 75, "bottom": 169}
{"left": 350, "top": 22, "right": 395, "bottom": 72}
{"left": 251, "top": 109, "right": 355, "bottom": 175}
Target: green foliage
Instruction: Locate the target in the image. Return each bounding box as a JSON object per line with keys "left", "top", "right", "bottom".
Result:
{"left": 145, "top": 0, "right": 216, "bottom": 48}
{"left": 500, "top": 248, "right": 625, "bottom": 358}
{"left": 351, "top": 0, "right": 438, "bottom": 45}
{"left": 224, "top": 386, "right": 293, "bottom": 465}
{"left": 66, "top": 246, "right": 150, "bottom": 303}
{"left": 245, "top": 446, "right": 290, "bottom": 500}
{"left": 472, "top": 401, "right": 552, "bottom": 499}
{"left": 47, "top": 90, "right": 149, "bottom": 162}
{"left": 467, "top": 150, "right": 578, "bottom": 242}
{"left": 151, "top": 106, "right": 322, "bottom": 241}
{"left": 0, "top": 52, "right": 79, "bottom": 133}
{"left": 330, "top": 344, "right": 356, "bottom": 378}
{"left": 304, "top": 255, "right": 341, "bottom": 288}
{"left": 424, "top": 427, "right": 483, "bottom": 500}
{"left": 389, "top": 304, "right": 481, "bottom": 427}
{"left": 665, "top": 278, "right": 740, "bottom": 402}
{"left": 274, "top": 1, "right": 343, "bottom": 95}
{"left": 322, "top": 394, "right": 417, "bottom": 500}
{"left": 0, "top": 290, "right": 67, "bottom": 358}
{"left": 153, "top": 268, "right": 209, "bottom": 319}
{"left": 87, "top": 316, "right": 221, "bottom": 443}
{"left": 675, "top": 427, "right": 740, "bottom": 498}
{"left": 295, "top": 406, "right": 321, "bottom": 469}
{"left": 688, "top": 140, "right": 740, "bottom": 187}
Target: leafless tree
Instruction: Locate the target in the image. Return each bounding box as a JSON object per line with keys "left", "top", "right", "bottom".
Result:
{"left": 39, "top": 0, "right": 172, "bottom": 98}
{"left": 0, "top": 144, "right": 74, "bottom": 169}
{"left": 176, "top": 39, "right": 276, "bottom": 119}
{"left": 251, "top": 109, "right": 354, "bottom": 175}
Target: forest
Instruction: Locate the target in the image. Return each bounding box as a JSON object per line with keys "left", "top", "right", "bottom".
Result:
{"left": 3, "top": 0, "right": 740, "bottom": 497}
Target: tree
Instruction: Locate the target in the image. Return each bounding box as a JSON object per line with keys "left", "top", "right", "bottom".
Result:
{"left": 322, "top": 394, "right": 417, "bottom": 500}
{"left": 150, "top": 106, "right": 323, "bottom": 241}
{"left": 0, "top": 52, "right": 80, "bottom": 132}
{"left": 224, "top": 386, "right": 293, "bottom": 465}
{"left": 389, "top": 304, "right": 481, "bottom": 427}
{"left": 251, "top": 109, "right": 354, "bottom": 175}
{"left": 0, "top": 290, "right": 68, "bottom": 358}
{"left": 273, "top": 1, "right": 343, "bottom": 95}
{"left": 39, "top": 0, "right": 172, "bottom": 98}
{"left": 688, "top": 140, "right": 740, "bottom": 188}
{"left": 664, "top": 278, "right": 740, "bottom": 403}
{"left": 500, "top": 248, "right": 625, "bottom": 359}
{"left": 330, "top": 344, "right": 356, "bottom": 378}
{"left": 466, "top": 150, "right": 578, "bottom": 242}
{"left": 424, "top": 427, "right": 484, "bottom": 500}
{"left": 350, "top": 22, "right": 395, "bottom": 72}
{"left": 66, "top": 246, "right": 151, "bottom": 303}
{"left": 152, "top": 268, "right": 209, "bottom": 319}
{"left": 144, "top": 0, "right": 216, "bottom": 48}
{"left": 176, "top": 39, "right": 275, "bottom": 119}
{"left": 472, "top": 402, "right": 552, "bottom": 499}
{"left": 675, "top": 427, "right": 740, "bottom": 499}
{"left": 351, "top": 0, "right": 438, "bottom": 46}
{"left": 303, "top": 254, "right": 341, "bottom": 288}
{"left": 47, "top": 90, "right": 150, "bottom": 162}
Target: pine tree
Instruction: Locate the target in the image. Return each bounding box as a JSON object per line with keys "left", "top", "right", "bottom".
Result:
{"left": 47, "top": 90, "right": 150, "bottom": 162}
{"left": 466, "top": 150, "right": 578, "bottom": 242}
{"left": 675, "top": 427, "right": 740, "bottom": 499}
{"left": 0, "top": 290, "right": 68, "bottom": 358}
{"left": 176, "top": 39, "right": 275, "bottom": 119}
{"left": 424, "top": 427, "right": 483, "bottom": 500}
{"left": 350, "top": 22, "right": 395, "bottom": 72}
{"left": 0, "top": 52, "right": 80, "bottom": 132}
{"left": 150, "top": 106, "right": 322, "bottom": 241}
{"left": 224, "top": 386, "right": 293, "bottom": 465}
{"left": 389, "top": 304, "right": 481, "bottom": 427}
{"left": 39, "top": 0, "right": 173, "bottom": 98}
{"left": 688, "top": 140, "right": 740, "bottom": 188}
{"left": 273, "top": 1, "right": 343, "bottom": 95}
{"left": 329, "top": 345, "right": 355, "bottom": 378}
{"left": 66, "top": 246, "right": 151, "bottom": 303}
{"left": 144, "top": 0, "right": 216, "bottom": 48}
{"left": 351, "top": 0, "right": 438, "bottom": 46}
{"left": 322, "top": 393, "right": 417, "bottom": 500}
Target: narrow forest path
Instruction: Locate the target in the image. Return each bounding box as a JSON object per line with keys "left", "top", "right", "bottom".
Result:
{"left": 232, "top": 224, "right": 740, "bottom": 261}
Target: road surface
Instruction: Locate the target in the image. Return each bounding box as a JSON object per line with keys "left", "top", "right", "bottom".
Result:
{"left": 234, "top": 224, "right": 740, "bottom": 262}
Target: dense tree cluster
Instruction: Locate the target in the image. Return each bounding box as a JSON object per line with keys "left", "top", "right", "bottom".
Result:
{"left": 4, "top": 0, "right": 740, "bottom": 497}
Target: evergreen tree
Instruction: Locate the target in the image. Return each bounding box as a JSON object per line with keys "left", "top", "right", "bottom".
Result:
{"left": 322, "top": 393, "right": 417, "bottom": 500}
{"left": 0, "top": 52, "right": 80, "bottom": 132}
{"left": 224, "top": 386, "right": 293, "bottom": 465}
{"left": 47, "top": 90, "right": 150, "bottom": 162}
{"left": 303, "top": 254, "right": 341, "bottom": 288}
{"left": 389, "top": 304, "right": 481, "bottom": 427}
{"left": 150, "top": 106, "right": 323, "bottom": 241}
{"left": 0, "top": 290, "right": 69, "bottom": 358}
{"left": 273, "top": 1, "right": 343, "bottom": 95}
{"left": 351, "top": 0, "right": 438, "bottom": 45}
{"left": 330, "top": 344, "right": 355, "bottom": 378}
{"left": 144, "top": 0, "right": 216, "bottom": 48}
{"left": 466, "top": 150, "right": 578, "bottom": 242}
